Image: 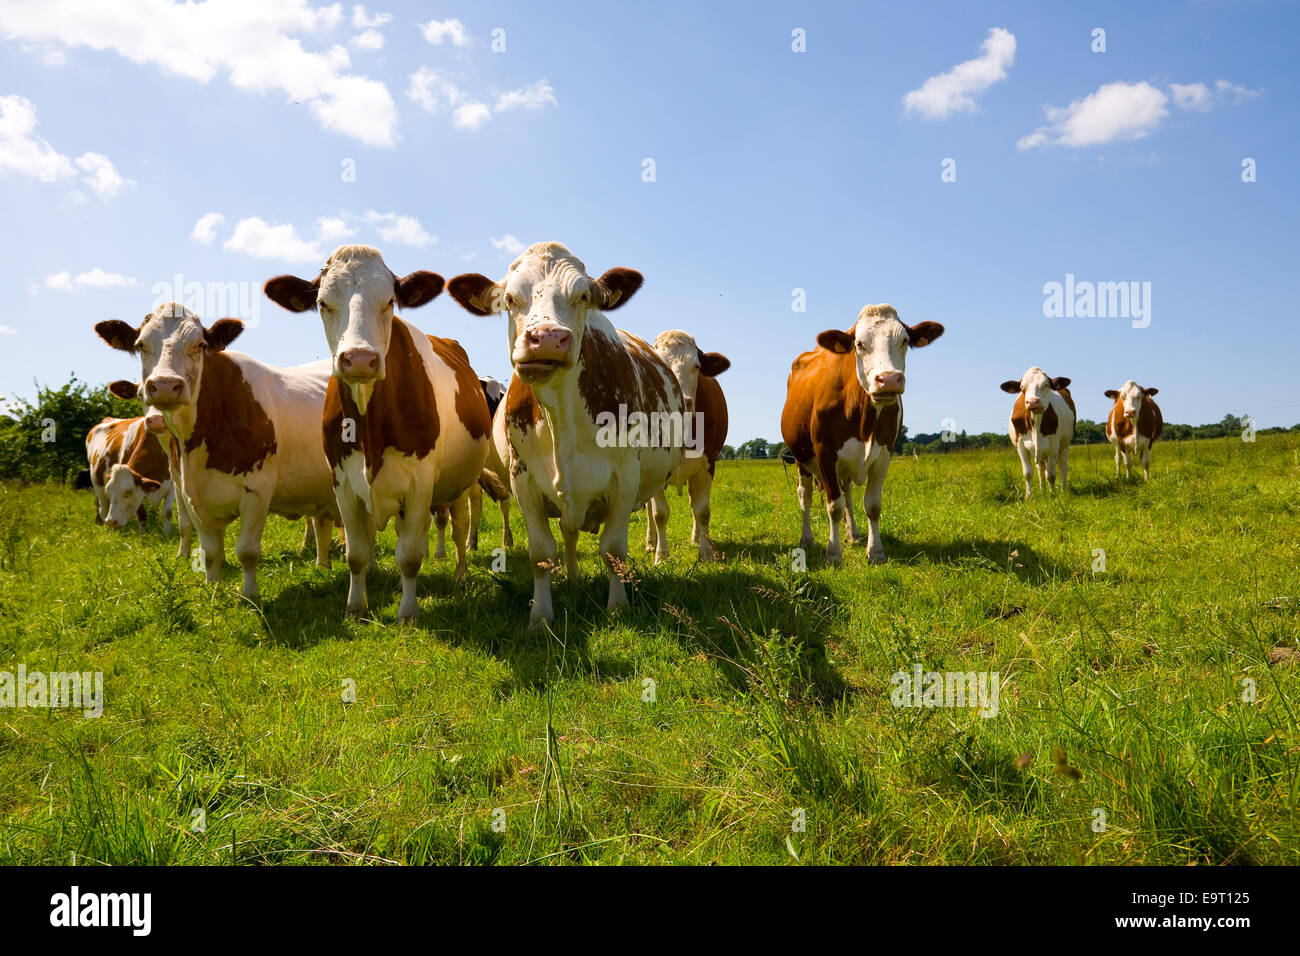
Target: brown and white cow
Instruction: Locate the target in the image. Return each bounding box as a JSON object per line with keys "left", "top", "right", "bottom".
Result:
{"left": 85, "top": 416, "right": 174, "bottom": 532}
{"left": 447, "top": 242, "right": 685, "bottom": 630}
{"left": 999, "top": 367, "right": 1076, "bottom": 497}
{"left": 95, "top": 303, "right": 340, "bottom": 599}
{"left": 645, "top": 330, "right": 730, "bottom": 562}
{"left": 1104, "top": 381, "right": 1163, "bottom": 479}
{"left": 264, "top": 245, "right": 492, "bottom": 621}
{"left": 108, "top": 379, "right": 193, "bottom": 556}
{"left": 781, "top": 304, "right": 944, "bottom": 565}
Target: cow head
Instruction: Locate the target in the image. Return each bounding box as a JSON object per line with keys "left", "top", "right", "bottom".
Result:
{"left": 96, "top": 304, "right": 243, "bottom": 414}
{"left": 108, "top": 379, "right": 168, "bottom": 434}
{"left": 446, "top": 242, "right": 643, "bottom": 385}
{"left": 1001, "top": 367, "right": 1070, "bottom": 414}
{"left": 264, "top": 245, "right": 443, "bottom": 413}
{"left": 102, "top": 463, "right": 161, "bottom": 529}
{"left": 1104, "top": 380, "right": 1157, "bottom": 422}
{"left": 653, "top": 330, "right": 730, "bottom": 415}
{"left": 816, "top": 304, "right": 944, "bottom": 405}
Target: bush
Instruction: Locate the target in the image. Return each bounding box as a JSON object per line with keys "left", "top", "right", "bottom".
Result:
{"left": 0, "top": 375, "right": 139, "bottom": 483}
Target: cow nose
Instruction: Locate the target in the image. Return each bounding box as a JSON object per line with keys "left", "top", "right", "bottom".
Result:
{"left": 874, "top": 371, "right": 905, "bottom": 393}
{"left": 1025, "top": 398, "right": 1042, "bottom": 410}
{"left": 145, "top": 376, "right": 183, "bottom": 403}
{"left": 145, "top": 412, "right": 166, "bottom": 431}
{"left": 338, "top": 349, "right": 380, "bottom": 376}
{"left": 525, "top": 327, "right": 572, "bottom": 355}
{"left": 104, "top": 518, "right": 122, "bottom": 529}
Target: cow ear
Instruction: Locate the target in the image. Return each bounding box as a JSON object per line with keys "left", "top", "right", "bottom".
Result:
{"left": 592, "top": 268, "right": 643, "bottom": 311}
{"left": 396, "top": 271, "right": 444, "bottom": 309}
{"left": 205, "top": 318, "right": 244, "bottom": 351}
{"left": 447, "top": 273, "right": 505, "bottom": 316}
{"left": 1051, "top": 377, "right": 1072, "bottom": 390}
{"left": 264, "top": 274, "right": 320, "bottom": 312}
{"left": 907, "top": 321, "right": 945, "bottom": 348}
{"left": 108, "top": 380, "right": 139, "bottom": 400}
{"left": 1104, "top": 389, "right": 1119, "bottom": 399}
{"left": 138, "top": 475, "right": 163, "bottom": 494}
{"left": 999, "top": 380, "right": 1022, "bottom": 394}
{"left": 699, "top": 351, "right": 731, "bottom": 377}
{"left": 817, "top": 330, "right": 854, "bottom": 354}
{"left": 1144, "top": 387, "right": 1158, "bottom": 397}
{"left": 96, "top": 320, "right": 138, "bottom": 352}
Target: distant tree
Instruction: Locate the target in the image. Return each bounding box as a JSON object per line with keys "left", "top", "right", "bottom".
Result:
{"left": 718, "top": 444, "right": 736, "bottom": 460}
{"left": 0, "top": 375, "right": 138, "bottom": 483}
{"left": 736, "top": 438, "right": 771, "bottom": 460}
{"left": 769, "top": 441, "right": 786, "bottom": 461}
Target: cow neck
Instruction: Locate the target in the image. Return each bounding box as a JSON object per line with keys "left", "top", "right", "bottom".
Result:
{"left": 169, "top": 349, "right": 278, "bottom": 477}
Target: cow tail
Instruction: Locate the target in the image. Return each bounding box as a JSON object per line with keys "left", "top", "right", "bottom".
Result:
{"left": 478, "top": 469, "right": 510, "bottom": 502}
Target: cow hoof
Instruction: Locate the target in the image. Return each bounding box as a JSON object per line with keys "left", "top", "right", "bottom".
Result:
{"left": 433, "top": 548, "right": 447, "bottom": 561}
{"left": 453, "top": 562, "right": 467, "bottom": 583}
{"left": 527, "top": 610, "right": 554, "bottom": 632}
{"left": 799, "top": 535, "right": 814, "bottom": 552}
{"left": 825, "top": 549, "right": 842, "bottom": 567}
{"left": 868, "top": 551, "right": 887, "bottom": 565}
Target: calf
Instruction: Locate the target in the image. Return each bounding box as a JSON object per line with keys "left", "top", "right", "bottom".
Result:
{"left": 108, "top": 379, "right": 194, "bottom": 556}
{"left": 264, "top": 245, "right": 492, "bottom": 621}
{"left": 999, "top": 367, "right": 1076, "bottom": 497}
{"left": 1104, "top": 381, "right": 1163, "bottom": 479}
{"left": 447, "top": 241, "right": 685, "bottom": 630}
{"left": 95, "top": 303, "right": 340, "bottom": 599}
{"left": 85, "top": 416, "right": 172, "bottom": 531}
{"left": 645, "top": 330, "right": 730, "bottom": 562}
{"left": 474, "top": 377, "right": 513, "bottom": 550}
{"left": 781, "top": 304, "right": 944, "bottom": 565}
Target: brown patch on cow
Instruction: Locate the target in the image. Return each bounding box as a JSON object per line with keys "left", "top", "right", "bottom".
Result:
{"left": 322, "top": 317, "right": 439, "bottom": 474}
{"left": 186, "top": 353, "right": 277, "bottom": 475}
{"left": 1040, "top": 405, "right": 1060, "bottom": 436}
{"left": 123, "top": 420, "right": 170, "bottom": 485}
{"left": 1009, "top": 393, "right": 1032, "bottom": 437}
{"left": 578, "top": 330, "right": 673, "bottom": 424}
{"left": 695, "top": 374, "right": 729, "bottom": 474}
{"left": 1056, "top": 386, "right": 1077, "bottom": 420}
{"left": 504, "top": 373, "right": 543, "bottom": 435}
{"left": 779, "top": 342, "right": 899, "bottom": 503}
{"left": 427, "top": 335, "right": 490, "bottom": 441}
{"left": 89, "top": 418, "right": 136, "bottom": 486}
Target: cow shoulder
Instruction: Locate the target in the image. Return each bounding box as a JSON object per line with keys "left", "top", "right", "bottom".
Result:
{"left": 188, "top": 353, "right": 278, "bottom": 475}
{"left": 1010, "top": 392, "right": 1032, "bottom": 436}
{"left": 427, "top": 334, "right": 490, "bottom": 441}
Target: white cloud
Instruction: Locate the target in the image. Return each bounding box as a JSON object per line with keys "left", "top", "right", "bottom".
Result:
{"left": 44, "top": 267, "right": 137, "bottom": 292}
{"left": 452, "top": 102, "right": 491, "bottom": 130}
{"left": 1215, "top": 79, "right": 1260, "bottom": 103}
{"left": 420, "top": 18, "right": 470, "bottom": 47}
{"left": 75, "top": 152, "right": 132, "bottom": 199}
{"left": 349, "top": 29, "right": 383, "bottom": 51}
{"left": 191, "top": 212, "right": 226, "bottom": 244}
{"left": 223, "top": 217, "right": 322, "bottom": 263}
{"left": 0, "top": 1, "right": 398, "bottom": 148}
{"left": 495, "top": 80, "right": 557, "bottom": 114}
{"left": 903, "top": 27, "right": 1016, "bottom": 120}
{"left": 1169, "top": 82, "right": 1211, "bottom": 111}
{"left": 1017, "top": 81, "right": 1168, "bottom": 149}
{"left": 491, "top": 234, "right": 524, "bottom": 255}
{"left": 363, "top": 211, "right": 434, "bottom": 247}
{"left": 0, "top": 324, "right": 15, "bottom": 335}
{"left": 316, "top": 215, "right": 355, "bottom": 242}
{"left": 351, "top": 5, "right": 390, "bottom": 29}
{"left": 0, "top": 94, "right": 75, "bottom": 182}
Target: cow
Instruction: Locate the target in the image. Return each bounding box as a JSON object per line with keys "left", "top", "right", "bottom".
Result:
{"left": 473, "top": 377, "right": 512, "bottom": 550}
{"left": 263, "top": 244, "right": 492, "bottom": 622}
{"left": 645, "top": 330, "right": 730, "bottom": 562}
{"left": 94, "top": 303, "right": 341, "bottom": 599}
{"left": 781, "top": 304, "right": 944, "bottom": 565}
{"left": 108, "top": 379, "right": 194, "bottom": 557}
{"left": 85, "top": 416, "right": 174, "bottom": 532}
{"left": 999, "top": 367, "right": 1076, "bottom": 497}
{"left": 446, "top": 241, "right": 685, "bottom": 630}
{"left": 1104, "top": 381, "right": 1163, "bottom": 479}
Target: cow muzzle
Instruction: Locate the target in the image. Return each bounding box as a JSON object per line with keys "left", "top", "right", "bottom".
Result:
{"left": 337, "top": 348, "right": 382, "bottom": 384}
{"left": 515, "top": 325, "right": 573, "bottom": 379}
{"left": 144, "top": 411, "right": 167, "bottom": 433}
{"left": 145, "top": 376, "right": 186, "bottom": 409}
{"left": 869, "top": 371, "right": 905, "bottom": 403}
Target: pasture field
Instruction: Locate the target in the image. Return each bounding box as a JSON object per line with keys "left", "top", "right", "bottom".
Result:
{"left": 0, "top": 433, "right": 1296, "bottom": 865}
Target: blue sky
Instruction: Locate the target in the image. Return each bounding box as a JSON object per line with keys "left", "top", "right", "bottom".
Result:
{"left": 1, "top": 0, "right": 1297, "bottom": 443}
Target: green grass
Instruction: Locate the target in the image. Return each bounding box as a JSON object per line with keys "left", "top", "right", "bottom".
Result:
{"left": 1, "top": 433, "right": 1297, "bottom": 865}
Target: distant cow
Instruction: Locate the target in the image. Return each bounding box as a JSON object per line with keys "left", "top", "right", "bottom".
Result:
{"left": 781, "top": 304, "right": 944, "bottom": 564}
{"left": 1000, "top": 367, "right": 1076, "bottom": 497}
{"left": 1104, "top": 381, "right": 1163, "bottom": 479}
{"left": 108, "top": 379, "right": 194, "bottom": 557}
{"left": 264, "top": 245, "right": 492, "bottom": 621}
{"left": 646, "top": 330, "right": 730, "bottom": 562}
{"left": 476, "top": 377, "right": 513, "bottom": 549}
{"left": 95, "top": 303, "right": 340, "bottom": 599}
{"left": 447, "top": 241, "right": 685, "bottom": 630}
{"left": 85, "top": 416, "right": 174, "bottom": 532}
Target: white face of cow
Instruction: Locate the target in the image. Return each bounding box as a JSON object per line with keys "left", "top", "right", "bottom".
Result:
{"left": 103, "top": 464, "right": 159, "bottom": 529}
{"left": 95, "top": 303, "right": 243, "bottom": 414}
{"left": 1108, "top": 380, "right": 1157, "bottom": 421}
{"left": 653, "top": 330, "right": 730, "bottom": 414}
{"left": 816, "top": 304, "right": 945, "bottom": 405}
{"left": 263, "top": 245, "right": 444, "bottom": 413}
{"left": 1006, "top": 366, "right": 1056, "bottom": 413}
{"left": 445, "top": 242, "right": 644, "bottom": 386}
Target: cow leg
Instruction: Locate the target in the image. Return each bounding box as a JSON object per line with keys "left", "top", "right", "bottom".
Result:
{"left": 796, "top": 465, "right": 815, "bottom": 552}
{"left": 336, "top": 484, "right": 374, "bottom": 617}
{"left": 1141, "top": 443, "right": 1152, "bottom": 480}
{"left": 650, "top": 491, "right": 670, "bottom": 565}
{"left": 193, "top": 519, "right": 226, "bottom": 587}
{"left": 845, "top": 483, "right": 861, "bottom": 544}
{"left": 688, "top": 468, "right": 715, "bottom": 562}
{"left": 313, "top": 517, "right": 333, "bottom": 568}
{"left": 818, "top": 447, "right": 846, "bottom": 565}
{"left": 599, "top": 511, "right": 633, "bottom": 612}
{"left": 449, "top": 491, "right": 471, "bottom": 583}
{"left": 234, "top": 494, "right": 269, "bottom": 602}
{"left": 1059, "top": 445, "right": 1070, "bottom": 492}
{"left": 136, "top": 502, "right": 147, "bottom": 533}
{"left": 562, "top": 523, "right": 580, "bottom": 582}
{"left": 1015, "top": 443, "right": 1034, "bottom": 498}
{"left": 93, "top": 487, "right": 106, "bottom": 524}
{"left": 863, "top": 457, "right": 890, "bottom": 564}
{"left": 394, "top": 498, "right": 433, "bottom": 622}
{"left": 643, "top": 502, "right": 657, "bottom": 554}
{"left": 519, "top": 482, "right": 557, "bottom": 630}
{"left": 432, "top": 506, "right": 448, "bottom": 560}
{"left": 172, "top": 461, "right": 194, "bottom": 559}
{"left": 499, "top": 499, "right": 514, "bottom": 548}
{"left": 1044, "top": 453, "right": 1058, "bottom": 492}
{"left": 300, "top": 518, "right": 314, "bottom": 552}
{"left": 161, "top": 485, "right": 173, "bottom": 536}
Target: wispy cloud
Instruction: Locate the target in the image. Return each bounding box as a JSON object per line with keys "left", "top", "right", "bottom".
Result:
{"left": 191, "top": 212, "right": 225, "bottom": 244}
{"left": 1018, "top": 81, "right": 1168, "bottom": 149}
{"left": 223, "top": 218, "right": 322, "bottom": 263}
{"left": 420, "top": 18, "right": 470, "bottom": 47}
{"left": 0, "top": 95, "right": 131, "bottom": 199}
{"left": 491, "top": 234, "right": 524, "bottom": 255}
{"left": 903, "top": 27, "right": 1015, "bottom": 120}
{"left": 44, "top": 267, "right": 137, "bottom": 292}
{"left": 408, "top": 68, "right": 557, "bottom": 131}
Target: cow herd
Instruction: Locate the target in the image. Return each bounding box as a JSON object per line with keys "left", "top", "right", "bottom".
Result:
{"left": 84, "top": 240, "right": 1164, "bottom": 630}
